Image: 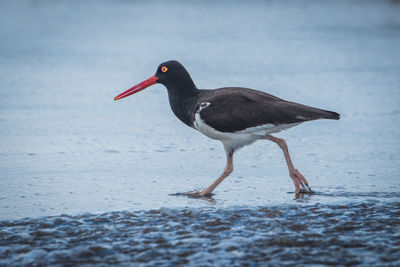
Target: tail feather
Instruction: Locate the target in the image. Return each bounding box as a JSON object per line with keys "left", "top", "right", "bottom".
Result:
{"left": 323, "top": 110, "right": 340, "bottom": 120}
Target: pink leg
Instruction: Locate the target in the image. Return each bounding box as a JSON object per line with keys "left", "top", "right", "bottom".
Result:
{"left": 266, "top": 135, "right": 311, "bottom": 194}
{"left": 180, "top": 153, "right": 233, "bottom": 198}
{"left": 198, "top": 153, "right": 233, "bottom": 196}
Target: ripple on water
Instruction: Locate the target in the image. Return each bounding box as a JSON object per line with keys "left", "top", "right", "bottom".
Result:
{"left": 104, "top": 150, "right": 119, "bottom": 154}
{"left": 0, "top": 202, "right": 399, "bottom": 266}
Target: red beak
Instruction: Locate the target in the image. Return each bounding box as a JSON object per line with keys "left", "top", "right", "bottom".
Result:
{"left": 114, "top": 75, "right": 158, "bottom": 101}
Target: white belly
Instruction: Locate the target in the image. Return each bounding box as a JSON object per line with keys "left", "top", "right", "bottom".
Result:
{"left": 193, "top": 111, "right": 301, "bottom": 152}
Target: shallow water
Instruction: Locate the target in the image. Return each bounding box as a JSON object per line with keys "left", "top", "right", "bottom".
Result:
{"left": 1, "top": 0, "right": 400, "bottom": 265}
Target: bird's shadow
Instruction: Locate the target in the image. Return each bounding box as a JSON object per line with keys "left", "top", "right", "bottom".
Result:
{"left": 170, "top": 191, "right": 217, "bottom": 204}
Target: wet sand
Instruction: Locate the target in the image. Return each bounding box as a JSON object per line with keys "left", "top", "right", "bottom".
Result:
{"left": 1, "top": 200, "right": 399, "bottom": 266}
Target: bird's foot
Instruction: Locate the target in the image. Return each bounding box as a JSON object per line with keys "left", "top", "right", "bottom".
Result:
{"left": 290, "top": 169, "right": 313, "bottom": 194}
{"left": 299, "top": 186, "right": 314, "bottom": 194}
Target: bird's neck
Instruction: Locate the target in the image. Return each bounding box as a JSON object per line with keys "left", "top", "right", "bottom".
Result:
{"left": 165, "top": 82, "right": 199, "bottom": 127}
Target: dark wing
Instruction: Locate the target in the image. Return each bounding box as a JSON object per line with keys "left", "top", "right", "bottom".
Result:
{"left": 197, "top": 87, "right": 340, "bottom": 133}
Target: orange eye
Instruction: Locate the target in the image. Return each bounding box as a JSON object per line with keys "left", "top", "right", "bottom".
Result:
{"left": 161, "top": 66, "right": 168, "bottom": 72}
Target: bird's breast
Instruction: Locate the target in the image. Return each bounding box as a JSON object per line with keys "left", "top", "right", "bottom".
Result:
{"left": 168, "top": 94, "right": 197, "bottom": 128}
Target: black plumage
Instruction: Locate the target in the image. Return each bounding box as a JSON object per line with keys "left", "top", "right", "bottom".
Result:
{"left": 153, "top": 61, "right": 339, "bottom": 133}
{"left": 196, "top": 87, "right": 340, "bottom": 133}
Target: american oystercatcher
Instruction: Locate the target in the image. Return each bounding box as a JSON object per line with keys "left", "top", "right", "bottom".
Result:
{"left": 114, "top": 60, "right": 340, "bottom": 197}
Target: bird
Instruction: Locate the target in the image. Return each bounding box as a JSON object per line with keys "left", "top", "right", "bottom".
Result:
{"left": 114, "top": 60, "right": 340, "bottom": 197}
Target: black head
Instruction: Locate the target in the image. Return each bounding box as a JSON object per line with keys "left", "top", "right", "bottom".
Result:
{"left": 114, "top": 60, "right": 197, "bottom": 101}
{"left": 155, "top": 60, "right": 197, "bottom": 91}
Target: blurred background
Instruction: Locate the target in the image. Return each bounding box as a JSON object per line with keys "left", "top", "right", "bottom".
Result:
{"left": 0, "top": 0, "right": 400, "bottom": 219}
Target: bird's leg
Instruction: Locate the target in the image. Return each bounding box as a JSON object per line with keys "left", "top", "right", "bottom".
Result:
{"left": 266, "top": 135, "right": 311, "bottom": 194}
{"left": 197, "top": 152, "right": 234, "bottom": 196}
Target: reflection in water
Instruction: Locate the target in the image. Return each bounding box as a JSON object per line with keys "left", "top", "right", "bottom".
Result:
{"left": 0, "top": 200, "right": 399, "bottom": 266}
{"left": 295, "top": 192, "right": 314, "bottom": 201}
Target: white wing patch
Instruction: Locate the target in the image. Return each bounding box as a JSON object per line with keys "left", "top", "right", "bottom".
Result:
{"left": 193, "top": 102, "right": 211, "bottom": 130}
{"left": 198, "top": 102, "right": 211, "bottom": 112}
{"left": 239, "top": 122, "right": 302, "bottom": 136}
